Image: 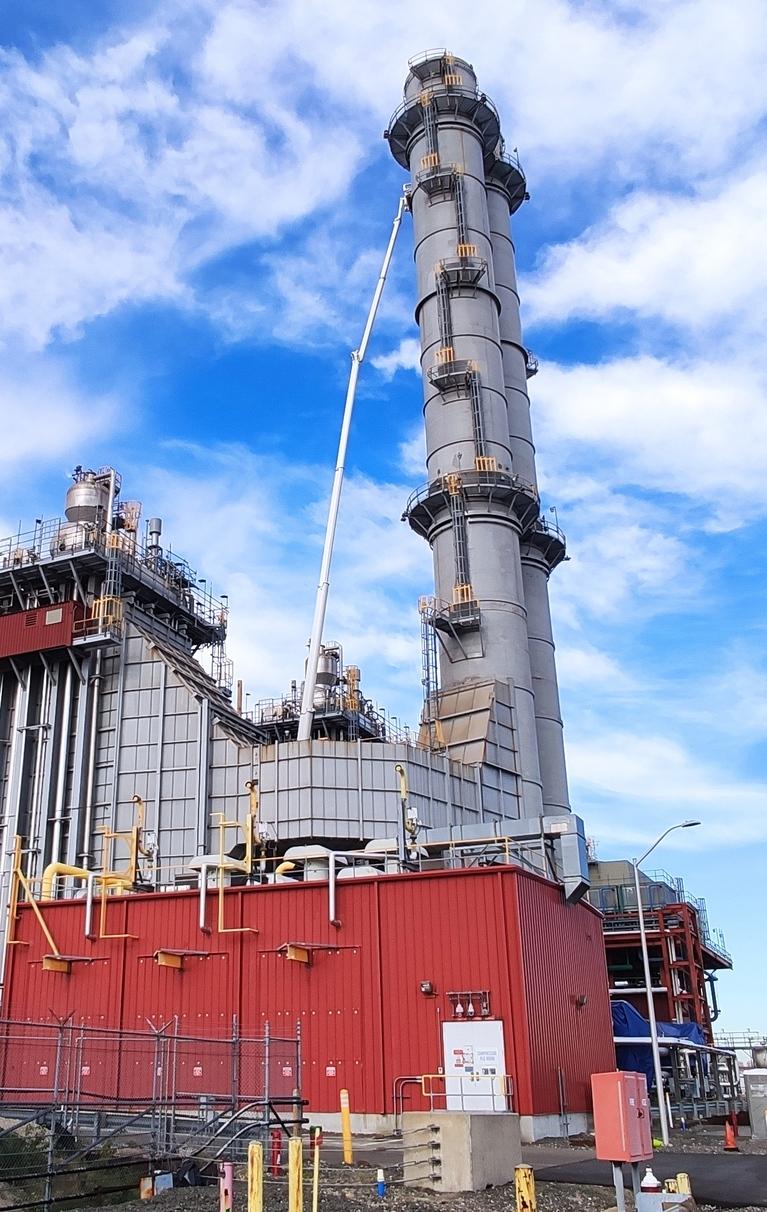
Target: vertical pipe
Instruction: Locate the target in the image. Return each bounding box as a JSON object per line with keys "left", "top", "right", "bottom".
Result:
{"left": 80, "top": 651, "right": 102, "bottom": 867}
{"left": 49, "top": 665, "right": 72, "bottom": 872}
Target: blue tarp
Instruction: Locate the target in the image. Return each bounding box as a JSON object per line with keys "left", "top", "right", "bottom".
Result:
{"left": 611, "top": 1000, "right": 706, "bottom": 1089}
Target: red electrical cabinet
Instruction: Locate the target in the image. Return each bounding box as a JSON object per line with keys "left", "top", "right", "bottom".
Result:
{"left": 591, "top": 1071, "right": 653, "bottom": 1163}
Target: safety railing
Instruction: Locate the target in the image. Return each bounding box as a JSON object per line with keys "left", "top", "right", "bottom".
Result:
{"left": 420, "top": 1072, "right": 514, "bottom": 1113}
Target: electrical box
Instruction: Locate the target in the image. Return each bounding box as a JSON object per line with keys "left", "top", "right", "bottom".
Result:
{"left": 591, "top": 1071, "right": 653, "bottom": 1162}
{"left": 744, "top": 1070, "right": 767, "bottom": 1140}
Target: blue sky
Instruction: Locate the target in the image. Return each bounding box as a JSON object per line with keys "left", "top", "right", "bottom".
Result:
{"left": 0, "top": 0, "right": 765, "bottom": 1030}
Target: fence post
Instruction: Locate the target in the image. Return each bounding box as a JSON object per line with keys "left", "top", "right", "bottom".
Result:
{"left": 340, "top": 1089, "right": 353, "bottom": 1165}
{"left": 232, "top": 1013, "right": 241, "bottom": 1113}
{"left": 44, "top": 1016, "right": 71, "bottom": 1212}
{"left": 263, "top": 1020, "right": 271, "bottom": 1108}
{"left": 248, "top": 1141, "right": 263, "bottom": 1212}
{"left": 288, "top": 1136, "right": 303, "bottom": 1212}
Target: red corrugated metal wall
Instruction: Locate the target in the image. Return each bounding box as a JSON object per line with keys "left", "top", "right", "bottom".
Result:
{"left": 514, "top": 876, "right": 616, "bottom": 1114}
{"left": 0, "top": 602, "right": 79, "bottom": 659}
{"left": 2, "top": 868, "right": 614, "bottom": 1118}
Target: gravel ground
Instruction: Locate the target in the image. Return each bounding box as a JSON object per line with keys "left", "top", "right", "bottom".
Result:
{"left": 63, "top": 1169, "right": 766, "bottom": 1212}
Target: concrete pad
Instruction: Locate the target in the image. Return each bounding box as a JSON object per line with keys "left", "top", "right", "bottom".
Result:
{"left": 403, "top": 1111, "right": 522, "bottom": 1192}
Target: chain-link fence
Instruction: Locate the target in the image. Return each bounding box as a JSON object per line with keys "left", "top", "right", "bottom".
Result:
{"left": 0, "top": 1017, "right": 301, "bottom": 1210}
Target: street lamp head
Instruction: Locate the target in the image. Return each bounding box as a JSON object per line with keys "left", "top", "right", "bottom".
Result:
{"left": 681, "top": 819, "right": 701, "bottom": 828}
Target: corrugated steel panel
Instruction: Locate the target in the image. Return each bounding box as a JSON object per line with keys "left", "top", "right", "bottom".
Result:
{"left": 514, "top": 874, "right": 616, "bottom": 1115}
{"left": 2, "top": 868, "right": 614, "bottom": 1119}
{"left": 0, "top": 603, "right": 79, "bottom": 659}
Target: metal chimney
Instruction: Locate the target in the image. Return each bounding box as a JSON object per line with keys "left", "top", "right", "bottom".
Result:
{"left": 386, "top": 51, "right": 569, "bottom": 817}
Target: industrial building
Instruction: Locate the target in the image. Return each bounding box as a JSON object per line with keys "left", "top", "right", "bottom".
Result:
{"left": 588, "top": 859, "right": 732, "bottom": 1041}
{"left": 0, "top": 51, "right": 621, "bottom": 1141}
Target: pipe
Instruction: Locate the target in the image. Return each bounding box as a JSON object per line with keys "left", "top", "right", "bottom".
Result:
{"left": 50, "top": 664, "right": 73, "bottom": 870}
{"left": 80, "top": 652, "right": 102, "bottom": 867}
{"left": 297, "top": 191, "right": 408, "bottom": 742}
{"left": 199, "top": 862, "right": 210, "bottom": 931}
{"left": 275, "top": 861, "right": 296, "bottom": 878}
{"left": 104, "top": 468, "right": 117, "bottom": 536}
{"left": 328, "top": 851, "right": 338, "bottom": 926}
{"left": 706, "top": 972, "right": 721, "bottom": 1022}
{"left": 84, "top": 872, "right": 96, "bottom": 938}
{"left": 41, "top": 862, "right": 132, "bottom": 901}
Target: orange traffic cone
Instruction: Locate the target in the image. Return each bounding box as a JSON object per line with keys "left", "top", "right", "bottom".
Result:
{"left": 724, "top": 1121, "right": 739, "bottom": 1152}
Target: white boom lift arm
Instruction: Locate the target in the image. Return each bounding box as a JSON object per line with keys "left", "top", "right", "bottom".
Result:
{"left": 297, "top": 189, "right": 410, "bottom": 742}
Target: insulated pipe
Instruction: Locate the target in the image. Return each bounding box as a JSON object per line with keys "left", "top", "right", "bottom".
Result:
{"left": 50, "top": 664, "right": 73, "bottom": 869}
{"left": 79, "top": 652, "right": 102, "bottom": 867}
{"left": 41, "top": 862, "right": 133, "bottom": 900}
{"left": 297, "top": 191, "right": 409, "bottom": 743}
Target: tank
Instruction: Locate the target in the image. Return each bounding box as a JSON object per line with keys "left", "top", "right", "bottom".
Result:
{"left": 313, "top": 644, "right": 342, "bottom": 708}
{"left": 65, "top": 472, "right": 110, "bottom": 525}
{"left": 50, "top": 522, "right": 89, "bottom": 556}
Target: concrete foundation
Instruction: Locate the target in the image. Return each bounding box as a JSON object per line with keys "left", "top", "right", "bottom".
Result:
{"left": 403, "top": 1111, "right": 522, "bottom": 1191}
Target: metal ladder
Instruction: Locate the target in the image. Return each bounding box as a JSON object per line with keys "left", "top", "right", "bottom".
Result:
{"left": 435, "top": 269, "right": 453, "bottom": 349}
{"left": 468, "top": 367, "right": 487, "bottom": 461}
{"left": 445, "top": 474, "right": 473, "bottom": 600}
{"left": 453, "top": 172, "right": 468, "bottom": 247}
{"left": 420, "top": 92, "right": 439, "bottom": 159}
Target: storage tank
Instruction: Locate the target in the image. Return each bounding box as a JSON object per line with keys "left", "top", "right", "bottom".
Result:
{"left": 65, "top": 471, "right": 110, "bottom": 525}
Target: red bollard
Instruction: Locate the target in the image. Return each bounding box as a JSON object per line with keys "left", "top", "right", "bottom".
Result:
{"left": 270, "top": 1128, "right": 283, "bottom": 1176}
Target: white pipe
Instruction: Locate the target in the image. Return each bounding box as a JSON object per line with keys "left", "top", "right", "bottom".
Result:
{"left": 297, "top": 191, "right": 408, "bottom": 742}
{"left": 328, "top": 851, "right": 337, "bottom": 926}
{"left": 105, "top": 468, "right": 117, "bottom": 535}
{"left": 50, "top": 664, "right": 73, "bottom": 869}
{"left": 80, "top": 651, "right": 102, "bottom": 868}
{"left": 199, "top": 863, "right": 210, "bottom": 931}
{"left": 25, "top": 668, "right": 52, "bottom": 885}
{"left": 84, "top": 872, "right": 95, "bottom": 938}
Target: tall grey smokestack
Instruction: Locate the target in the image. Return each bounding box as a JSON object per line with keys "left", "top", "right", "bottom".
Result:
{"left": 386, "top": 51, "right": 570, "bottom": 817}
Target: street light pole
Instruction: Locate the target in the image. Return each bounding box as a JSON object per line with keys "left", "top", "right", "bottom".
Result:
{"left": 633, "top": 820, "right": 701, "bottom": 1148}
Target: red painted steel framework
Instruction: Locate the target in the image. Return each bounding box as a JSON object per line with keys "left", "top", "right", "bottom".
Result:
{"left": 2, "top": 866, "right": 615, "bottom": 1122}
{"left": 603, "top": 903, "right": 727, "bottom": 1040}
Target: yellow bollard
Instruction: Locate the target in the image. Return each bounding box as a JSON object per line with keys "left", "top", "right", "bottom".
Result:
{"left": 312, "top": 1127, "right": 321, "bottom": 1212}
{"left": 340, "top": 1088, "right": 353, "bottom": 1165}
{"left": 248, "top": 1142, "right": 263, "bottom": 1212}
{"left": 676, "top": 1173, "right": 692, "bottom": 1195}
{"left": 288, "top": 1136, "right": 303, "bottom": 1212}
{"left": 515, "top": 1164, "right": 536, "bottom": 1212}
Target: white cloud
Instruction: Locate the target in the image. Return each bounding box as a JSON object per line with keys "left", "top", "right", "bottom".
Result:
{"left": 0, "top": 356, "right": 119, "bottom": 467}
{"left": 136, "top": 443, "right": 428, "bottom": 720}
{"left": 372, "top": 338, "right": 421, "bottom": 380}
{"left": 567, "top": 728, "right": 767, "bottom": 848}
{"left": 524, "top": 166, "right": 767, "bottom": 335}
{"left": 1, "top": 0, "right": 765, "bottom": 353}
{"left": 532, "top": 355, "right": 767, "bottom": 527}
